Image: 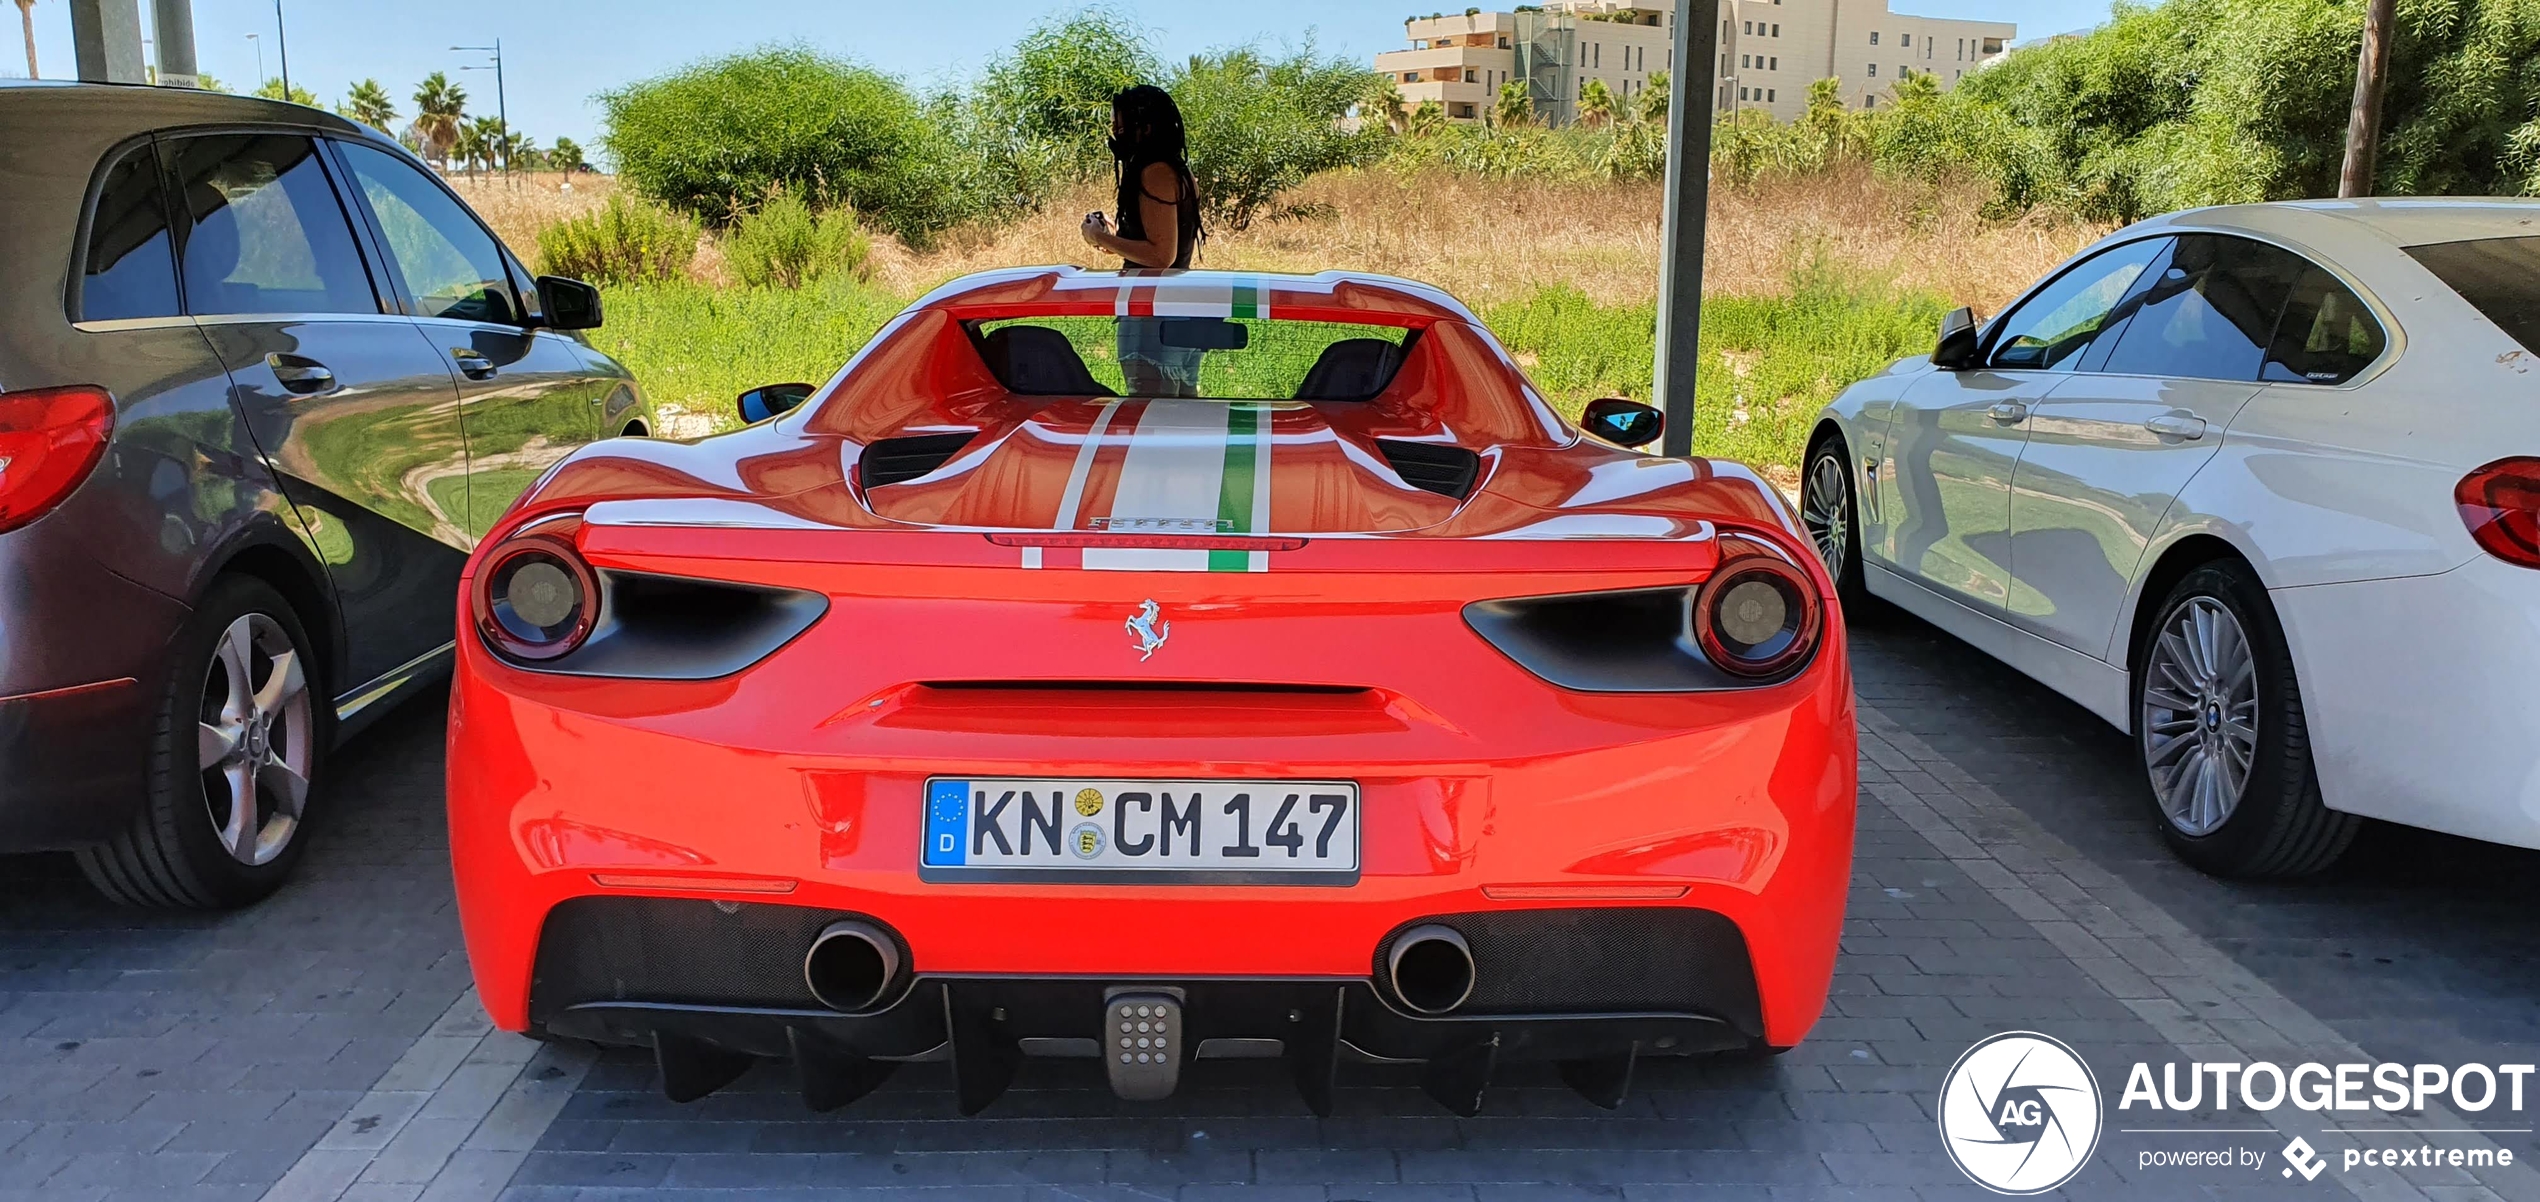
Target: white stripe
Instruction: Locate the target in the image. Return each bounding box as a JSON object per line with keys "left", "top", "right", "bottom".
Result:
{"left": 1086, "top": 399, "right": 1229, "bottom": 572}
{"left": 1152, "top": 279, "right": 1237, "bottom": 317}
{"left": 1247, "top": 403, "right": 1273, "bottom": 571}
{"left": 1051, "top": 399, "right": 1125, "bottom": 533}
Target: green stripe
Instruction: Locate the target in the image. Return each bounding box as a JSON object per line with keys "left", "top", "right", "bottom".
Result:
{"left": 1208, "top": 404, "right": 1259, "bottom": 572}
{"left": 1231, "top": 279, "right": 1259, "bottom": 320}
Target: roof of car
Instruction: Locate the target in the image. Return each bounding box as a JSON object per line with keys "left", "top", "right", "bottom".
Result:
{"left": 0, "top": 79, "right": 380, "bottom": 141}
{"left": 908, "top": 266, "right": 1486, "bottom": 326}
{"left": 2159, "top": 196, "right": 2540, "bottom": 249}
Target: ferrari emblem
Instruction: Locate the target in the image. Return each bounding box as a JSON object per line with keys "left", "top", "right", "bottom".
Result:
{"left": 1071, "top": 822, "right": 1106, "bottom": 859}
{"left": 1074, "top": 788, "right": 1105, "bottom": 817}
{"left": 1125, "top": 599, "right": 1170, "bottom": 661}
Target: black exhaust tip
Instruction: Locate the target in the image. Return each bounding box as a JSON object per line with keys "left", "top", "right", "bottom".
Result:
{"left": 803, "top": 920, "right": 901, "bottom": 1013}
{"left": 1386, "top": 924, "right": 1475, "bottom": 1015}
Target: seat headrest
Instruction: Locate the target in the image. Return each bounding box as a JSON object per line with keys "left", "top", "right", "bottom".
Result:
{"left": 982, "top": 325, "right": 1116, "bottom": 397}
{"left": 1293, "top": 338, "right": 1405, "bottom": 402}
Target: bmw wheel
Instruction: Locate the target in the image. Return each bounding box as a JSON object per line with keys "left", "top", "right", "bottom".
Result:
{"left": 2133, "top": 561, "right": 2356, "bottom": 878}
{"left": 1800, "top": 434, "right": 1873, "bottom": 614}
{"left": 77, "top": 576, "right": 326, "bottom": 908}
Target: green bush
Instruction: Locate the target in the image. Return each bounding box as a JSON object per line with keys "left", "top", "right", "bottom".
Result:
{"left": 973, "top": 11, "right": 1158, "bottom": 180}
{"left": 599, "top": 46, "right": 974, "bottom": 243}
{"left": 1171, "top": 45, "right": 1391, "bottom": 230}
{"left": 534, "top": 195, "right": 697, "bottom": 285}
{"left": 724, "top": 193, "right": 873, "bottom": 289}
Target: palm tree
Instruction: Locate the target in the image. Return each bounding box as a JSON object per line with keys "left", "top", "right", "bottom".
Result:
{"left": 1406, "top": 99, "right": 1445, "bottom": 136}
{"left": 15, "top": 0, "right": 37, "bottom": 79}
{"left": 548, "top": 136, "right": 588, "bottom": 175}
{"left": 1492, "top": 79, "right": 1533, "bottom": 129}
{"left": 410, "top": 71, "right": 467, "bottom": 171}
{"left": 341, "top": 79, "right": 397, "bottom": 133}
{"left": 1635, "top": 70, "right": 1670, "bottom": 125}
{"left": 1578, "top": 78, "right": 1616, "bottom": 129}
{"left": 253, "top": 78, "right": 318, "bottom": 106}
{"left": 453, "top": 116, "right": 501, "bottom": 177}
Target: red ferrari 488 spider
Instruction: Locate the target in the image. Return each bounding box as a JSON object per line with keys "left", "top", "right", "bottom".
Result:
{"left": 447, "top": 268, "right": 1856, "bottom": 1116}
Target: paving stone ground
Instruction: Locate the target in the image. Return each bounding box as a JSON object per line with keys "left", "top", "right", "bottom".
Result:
{"left": 4, "top": 620, "right": 2537, "bottom": 1201}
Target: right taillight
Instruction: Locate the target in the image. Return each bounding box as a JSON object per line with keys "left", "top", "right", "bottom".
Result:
{"left": 1693, "top": 545, "right": 1823, "bottom": 680}
{"left": 0, "top": 385, "right": 116, "bottom": 535}
{"left": 473, "top": 531, "right": 602, "bottom": 661}
{"left": 2457, "top": 457, "right": 2540, "bottom": 569}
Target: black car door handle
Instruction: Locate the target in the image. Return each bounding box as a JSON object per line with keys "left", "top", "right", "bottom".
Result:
{"left": 265, "top": 352, "right": 337, "bottom": 395}
{"left": 451, "top": 349, "right": 497, "bottom": 380}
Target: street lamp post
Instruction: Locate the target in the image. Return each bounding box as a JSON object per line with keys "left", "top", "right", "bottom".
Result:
{"left": 454, "top": 41, "right": 509, "bottom": 179}
{"left": 245, "top": 32, "right": 261, "bottom": 88}
{"left": 274, "top": 0, "right": 289, "bottom": 97}
{"left": 1653, "top": 0, "right": 1724, "bottom": 458}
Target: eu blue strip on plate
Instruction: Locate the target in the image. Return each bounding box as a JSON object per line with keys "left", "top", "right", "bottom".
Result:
{"left": 925, "top": 779, "right": 969, "bottom": 866}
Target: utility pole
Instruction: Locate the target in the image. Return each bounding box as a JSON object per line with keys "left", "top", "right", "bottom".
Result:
{"left": 2339, "top": 0, "right": 2396, "bottom": 197}
{"left": 1652, "top": 0, "right": 1722, "bottom": 457}
{"left": 70, "top": 0, "right": 148, "bottom": 83}
{"left": 273, "top": 0, "right": 289, "bottom": 97}
{"left": 152, "top": 0, "right": 199, "bottom": 88}
{"left": 455, "top": 41, "right": 509, "bottom": 178}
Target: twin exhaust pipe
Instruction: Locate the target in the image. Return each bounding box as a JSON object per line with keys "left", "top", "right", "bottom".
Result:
{"left": 804, "top": 919, "right": 1477, "bottom": 1018}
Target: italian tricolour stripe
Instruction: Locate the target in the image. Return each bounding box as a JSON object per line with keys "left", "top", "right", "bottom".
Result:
{"left": 1110, "top": 277, "right": 1271, "bottom": 320}
{"left": 1075, "top": 400, "right": 1273, "bottom": 573}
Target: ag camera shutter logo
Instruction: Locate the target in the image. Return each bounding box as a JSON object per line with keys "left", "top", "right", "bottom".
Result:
{"left": 1939, "top": 1031, "right": 2105, "bottom": 1194}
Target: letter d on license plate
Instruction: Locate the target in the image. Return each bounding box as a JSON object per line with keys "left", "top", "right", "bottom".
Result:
{"left": 921, "top": 777, "right": 1359, "bottom": 885}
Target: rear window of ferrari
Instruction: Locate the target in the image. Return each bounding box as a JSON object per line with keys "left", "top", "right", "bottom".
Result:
{"left": 973, "top": 315, "right": 1415, "bottom": 401}
{"left": 2406, "top": 236, "right": 2540, "bottom": 354}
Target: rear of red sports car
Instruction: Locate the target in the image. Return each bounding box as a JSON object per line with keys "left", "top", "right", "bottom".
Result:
{"left": 447, "top": 269, "right": 1855, "bottom": 1116}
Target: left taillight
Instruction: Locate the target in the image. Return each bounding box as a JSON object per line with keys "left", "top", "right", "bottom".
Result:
{"left": 2457, "top": 457, "right": 2540, "bottom": 569}
{"left": 1693, "top": 540, "right": 1824, "bottom": 681}
{"left": 0, "top": 385, "right": 116, "bottom": 535}
{"left": 473, "top": 531, "right": 601, "bottom": 661}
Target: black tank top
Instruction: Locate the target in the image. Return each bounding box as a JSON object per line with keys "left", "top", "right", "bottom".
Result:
{"left": 1116, "top": 159, "right": 1200, "bottom": 270}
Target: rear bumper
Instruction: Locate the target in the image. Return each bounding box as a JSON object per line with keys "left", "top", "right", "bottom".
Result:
{"left": 0, "top": 540, "right": 185, "bottom": 849}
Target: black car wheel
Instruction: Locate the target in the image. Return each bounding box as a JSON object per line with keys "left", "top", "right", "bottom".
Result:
{"left": 76, "top": 576, "right": 326, "bottom": 908}
{"left": 2133, "top": 561, "right": 2357, "bottom": 878}
{"left": 1800, "top": 433, "right": 1874, "bottom": 615}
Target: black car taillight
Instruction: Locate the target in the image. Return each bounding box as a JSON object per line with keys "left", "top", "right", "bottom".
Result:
{"left": 1693, "top": 548, "right": 1822, "bottom": 681}
{"left": 2457, "top": 457, "right": 2540, "bottom": 569}
{"left": 474, "top": 533, "right": 601, "bottom": 661}
{"left": 0, "top": 385, "right": 116, "bottom": 535}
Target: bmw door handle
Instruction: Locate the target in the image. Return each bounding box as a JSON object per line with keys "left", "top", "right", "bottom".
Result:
{"left": 2144, "top": 413, "right": 2208, "bottom": 440}
{"left": 265, "top": 353, "right": 337, "bottom": 395}
{"left": 1986, "top": 401, "right": 2028, "bottom": 424}
{"left": 451, "top": 349, "right": 497, "bottom": 380}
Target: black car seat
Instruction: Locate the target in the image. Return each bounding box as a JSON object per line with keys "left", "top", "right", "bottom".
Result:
{"left": 982, "top": 325, "right": 1116, "bottom": 396}
{"left": 1293, "top": 338, "right": 1406, "bottom": 401}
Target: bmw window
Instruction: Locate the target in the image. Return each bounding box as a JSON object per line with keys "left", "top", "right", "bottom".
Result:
{"left": 1985, "top": 238, "right": 2168, "bottom": 371}
{"left": 2406, "top": 236, "right": 2540, "bottom": 357}
{"left": 2091, "top": 235, "right": 2308, "bottom": 381}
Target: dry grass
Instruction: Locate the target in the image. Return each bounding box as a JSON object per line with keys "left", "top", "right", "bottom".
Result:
{"left": 453, "top": 165, "right": 2103, "bottom": 311}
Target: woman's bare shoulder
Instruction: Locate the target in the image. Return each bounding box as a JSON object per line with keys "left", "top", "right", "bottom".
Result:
{"left": 1138, "top": 161, "right": 1183, "bottom": 202}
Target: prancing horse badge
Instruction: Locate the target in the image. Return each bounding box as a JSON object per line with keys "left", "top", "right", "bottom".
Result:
{"left": 1125, "top": 599, "right": 1170, "bottom": 661}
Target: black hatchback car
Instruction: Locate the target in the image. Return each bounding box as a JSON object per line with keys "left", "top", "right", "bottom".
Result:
{"left": 0, "top": 83, "right": 652, "bottom": 908}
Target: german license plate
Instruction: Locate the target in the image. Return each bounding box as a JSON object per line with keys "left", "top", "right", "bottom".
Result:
{"left": 921, "top": 777, "right": 1360, "bottom": 884}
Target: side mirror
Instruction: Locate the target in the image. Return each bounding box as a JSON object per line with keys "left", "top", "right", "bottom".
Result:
{"left": 536, "top": 276, "right": 604, "bottom": 331}
{"left": 1932, "top": 305, "right": 1980, "bottom": 370}
{"left": 737, "top": 382, "right": 816, "bottom": 424}
{"left": 1581, "top": 397, "right": 1663, "bottom": 448}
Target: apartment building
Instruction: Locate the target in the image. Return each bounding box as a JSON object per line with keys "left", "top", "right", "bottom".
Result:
{"left": 1375, "top": 0, "right": 2013, "bottom": 127}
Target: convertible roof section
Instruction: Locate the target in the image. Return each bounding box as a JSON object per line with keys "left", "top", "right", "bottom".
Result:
{"left": 906, "top": 267, "right": 1488, "bottom": 327}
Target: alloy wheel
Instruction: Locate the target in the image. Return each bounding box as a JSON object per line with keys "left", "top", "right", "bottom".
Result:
{"left": 2140, "top": 596, "right": 2259, "bottom": 837}
{"left": 1801, "top": 452, "right": 1849, "bottom": 577}
{"left": 197, "top": 613, "right": 314, "bottom": 866}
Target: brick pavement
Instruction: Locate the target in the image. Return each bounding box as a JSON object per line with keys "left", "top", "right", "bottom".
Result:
{"left": 4, "top": 627, "right": 2537, "bottom": 1201}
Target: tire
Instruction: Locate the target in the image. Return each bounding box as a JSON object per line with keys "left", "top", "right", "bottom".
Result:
{"left": 1800, "top": 433, "right": 1876, "bottom": 617}
{"left": 76, "top": 576, "right": 327, "bottom": 909}
{"left": 2131, "top": 561, "right": 2356, "bottom": 878}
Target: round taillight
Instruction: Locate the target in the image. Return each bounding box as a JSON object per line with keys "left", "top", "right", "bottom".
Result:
{"left": 0, "top": 385, "right": 116, "bottom": 535}
{"left": 1694, "top": 552, "right": 1822, "bottom": 680}
{"left": 2457, "top": 457, "right": 2540, "bottom": 569}
{"left": 473, "top": 534, "right": 600, "bottom": 661}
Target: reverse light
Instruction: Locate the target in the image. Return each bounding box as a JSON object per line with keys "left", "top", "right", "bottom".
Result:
{"left": 0, "top": 385, "right": 115, "bottom": 534}
{"left": 2457, "top": 457, "right": 2540, "bottom": 569}
{"left": 474, "top": 533, "right": 601, "bottom": 661}
{"left": 1693, "top": 542, "right": 1823, "bottom": 681}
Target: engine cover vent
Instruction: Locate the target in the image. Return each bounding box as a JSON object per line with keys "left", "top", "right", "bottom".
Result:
{"left": 1374, "top": 439, "right": 1480, "bottom": 500}
{"left": 859, "top": 431, "right": 978, "bottom": 488}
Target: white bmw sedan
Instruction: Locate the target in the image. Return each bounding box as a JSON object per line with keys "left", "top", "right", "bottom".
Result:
{"left": 1806, "top": 199, "right": 2540, "bottom": 877}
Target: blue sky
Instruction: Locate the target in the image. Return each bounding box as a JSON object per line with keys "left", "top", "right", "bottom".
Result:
{"left": 16, "top": 1, "right": 2116, "bottom": 154}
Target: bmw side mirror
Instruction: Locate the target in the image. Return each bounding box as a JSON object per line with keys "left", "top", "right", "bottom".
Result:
{"left": 1932, "top": 305, "right": 1980, "bottom": 370}
{"left": 737, "top": 382, "right": 816, "bottom": 424}
{"left": 1582, "top": 397, "right": 1663, "bottom": 448}
{"left": 535, "top": 276, "right": 604, "bottom": 331}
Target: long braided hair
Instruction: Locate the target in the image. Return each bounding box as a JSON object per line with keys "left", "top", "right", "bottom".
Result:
{"left": 1109, "top": 84, "right": 1203, "bottom": 268}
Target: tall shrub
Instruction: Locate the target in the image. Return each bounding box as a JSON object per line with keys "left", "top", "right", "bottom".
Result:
{"left": 1169, "top": 45, "right": 1390, "bottom": 229}
{"left": 535, "top": 196, "right": 697, "bottom": 285}
{"left": 725, "top": 193, "right": 873, "bottom": 289}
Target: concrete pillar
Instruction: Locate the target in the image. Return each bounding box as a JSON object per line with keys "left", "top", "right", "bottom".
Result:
{"left": 152, "top": 0, "right": 199, "bottom": 88}
{"left": 1653, "top": 0, "right": 1723, "bottom": 457}
{"left": 69, "top": 0, "right": 148, "bottom": 84}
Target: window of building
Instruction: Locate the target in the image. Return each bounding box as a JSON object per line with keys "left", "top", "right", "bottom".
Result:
{"left": 1498, "top": 35, "right": 1510, "bottom": 48}
{"left": 1771, "top": 23, "right": 1780, "bottom": 35}
{"left": 1865, "top": 95, "right": 1877, "bottom": 108}
{"left": 1740, "top": 54, "right": 1749, "bottom": 68}
{"left": 1866, "top": 63, "right": 1877, "bottom": 76}
{"left": 1593, "top": 43, "right": 1599, "bottom": 67}
{"left": 1767, "top": 88, "right": 1776, "bottom": 102}
{"left": 1402, "top": 71, "right": 1418, "bottom": 82}
{"left": 1452, "top": 102, "right": 1477, "bottom": 119}
{"left": 1464, "top": 68, "right": 1476, "bottom": 82}
{"left": 1902, "top": 33, "right": 1911, "bottom": 47}
{"left": 1742, "top": 20, "right": 1752, "bottom": 34}
{"left": 1869, "top": 31, "right": 1879, "bottom": 45}
{"left": 1768, "top": 56, "right": 1777, "bottom": 70}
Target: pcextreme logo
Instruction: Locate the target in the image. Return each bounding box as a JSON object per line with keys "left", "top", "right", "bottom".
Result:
{"left": 1938, "top": 1031, "right": 2105, "bottom": 1194}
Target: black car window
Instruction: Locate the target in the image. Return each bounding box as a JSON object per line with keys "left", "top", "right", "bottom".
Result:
{"left": 2263, "top": 268, "right": 2386, "bottom": 385}
{"left": 2406, "top": 235, "right": 2537, "bottom": 355}
{"left": 334, "top": 141, "right": 520, "bottom": 325}
{"left": 79, "top": 141, "right": 182, "bottom": 322}
{"left": 1986, "top": 238, "right": 2168, "bottom": 371}
{"left": 165, "top": 134, "right": 378, "bottom": 317}
{"left": 2095, "top": 234, "right": 2305, "bottom": 382}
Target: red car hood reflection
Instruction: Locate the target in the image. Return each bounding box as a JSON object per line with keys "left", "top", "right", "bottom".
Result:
{"left": 863, "top": 398, "right": 1459, "bottom": 535}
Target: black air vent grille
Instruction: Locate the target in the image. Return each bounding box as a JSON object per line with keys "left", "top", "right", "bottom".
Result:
{"left": 859, "top": 432, "right": 978, "bottom": 488}
{"left": 1375, "top": 439, "right": 1481, "bottom": 500}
